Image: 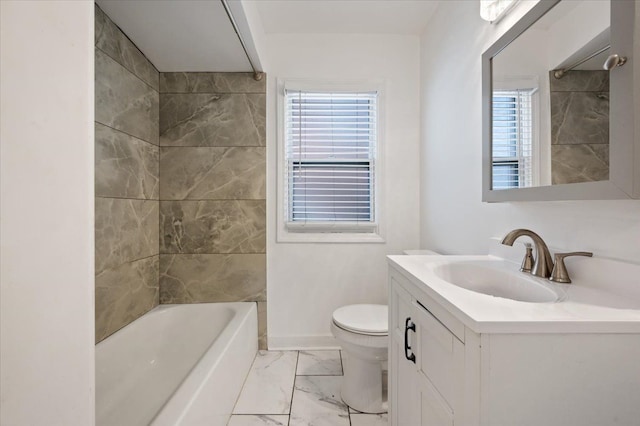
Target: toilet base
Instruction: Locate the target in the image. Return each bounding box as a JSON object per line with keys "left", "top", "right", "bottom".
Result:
{"left": 341, "top": 353, "right": 387, "bottom": 414}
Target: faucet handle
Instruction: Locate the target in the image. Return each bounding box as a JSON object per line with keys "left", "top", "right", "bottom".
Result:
{"left": 549, "top": 252, "right": 593, "bottom": 284}
{"left": 520, "top": 243, "right": 534, "bottom": 273}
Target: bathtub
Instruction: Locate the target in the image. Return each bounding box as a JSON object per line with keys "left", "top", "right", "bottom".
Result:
{"left": 96, "top": 302, "right": 257, "bottom": 426}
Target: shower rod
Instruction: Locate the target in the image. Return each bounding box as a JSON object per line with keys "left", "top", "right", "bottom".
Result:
{"left": 220, "top": 0, "right": 264, "bottom": 81}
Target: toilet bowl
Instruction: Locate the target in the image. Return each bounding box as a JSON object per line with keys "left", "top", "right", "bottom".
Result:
{"left": 330, "top": 304, "right": 388, "bottom": 414}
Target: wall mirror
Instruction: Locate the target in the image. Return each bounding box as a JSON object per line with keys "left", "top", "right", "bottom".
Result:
{"left": 482, "top": 0, "right": 637, "bottom": 202}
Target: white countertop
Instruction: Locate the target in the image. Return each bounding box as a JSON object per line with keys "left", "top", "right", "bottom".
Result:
{"left": 387, "top": 254, "right": 640, "bottom": 334}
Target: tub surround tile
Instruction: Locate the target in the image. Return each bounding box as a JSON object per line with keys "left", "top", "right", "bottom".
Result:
{"left": 296, "top": 351, "right": 343, "bottom": 376}
{"left": 95, "top": 49, "right": 159, "bottom": 145}
{"left": 95, "top": 123, "right": 159, "bottom": 199}
{"left": 549, "top": 70, "right": 609, "bottom": 92}
{"left": 95, "top": 198, "right": 159, "bottom": 274}
{"left": 290, "top": 376, "right": 349, "bottom": 420}
{"left": 95, "top": 4, "right": 159, "bottom": 91}
{"left": 233, "top": 351, "right": 298, "bottom": 415}
{"left": 258, "top": 302, "right": 268, "bottom": 351}
{"left": 350, "top": 413, "right": 388, "bottom": 426}
{"left": 95, "top": 255, "right": 159, "bottom": 342}
{"left": 159, "top": 147, "right": 265, "bottom": 200}
{"left": 550, "top": 91, "right": 609, "bottom": 145}
{"left": 160, "top": 200, "right": 265, "bottom": 254}
{"left": 159, "top": 254, "right": 266, "bottom": 303}
{"left": 159, "top": 93, "right": 266, "bottom": 147}
{"left": 160, "top": 72, "right": 265, "bottom": 94}
{"left": 551, "top": 144, "right": 609, "bottom": 184}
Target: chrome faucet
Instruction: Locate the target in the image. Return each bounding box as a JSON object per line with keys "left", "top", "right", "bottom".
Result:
{"left": 501, "top": 229, "right": 554, "bottom": 278}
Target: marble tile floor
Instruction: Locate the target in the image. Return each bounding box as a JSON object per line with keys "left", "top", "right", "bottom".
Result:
{"left": 229, "top": 350, "right": 388, "bottom": 426}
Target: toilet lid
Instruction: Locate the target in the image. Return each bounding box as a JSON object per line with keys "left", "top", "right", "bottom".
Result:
{"left": 332, "top": 304, "right": 388, "bottom": 335}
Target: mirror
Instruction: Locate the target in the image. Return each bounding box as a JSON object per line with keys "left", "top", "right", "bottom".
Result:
{"left": 482, "top": 0, "right": 637, "bottom": 202}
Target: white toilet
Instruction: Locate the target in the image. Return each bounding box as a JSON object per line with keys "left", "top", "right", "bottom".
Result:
{"left": 330, "top": 304, "right": 388, "bottom": 413}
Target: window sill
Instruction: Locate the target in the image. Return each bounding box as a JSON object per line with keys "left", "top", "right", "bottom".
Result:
{"left": 278, "top": 222, "right": 385, "bottom": 243}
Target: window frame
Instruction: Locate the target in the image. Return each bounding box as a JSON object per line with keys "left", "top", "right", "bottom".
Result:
{"left": 276, "top": 79, "right": 385, "bottom": 243}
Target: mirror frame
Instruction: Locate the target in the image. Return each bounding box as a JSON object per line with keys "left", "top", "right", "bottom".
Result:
{"left": 482, "top": 0, "right": 638, "bottom": 202}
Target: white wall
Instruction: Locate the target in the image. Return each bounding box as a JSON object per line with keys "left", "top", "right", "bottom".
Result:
{"left": 0, "top": 2, "right": 95, "bottom": 424}
{"left": 265, "top": 34, "right": 421, "bottom": 348}
{"left": 420, "top": 1, "right": 640, "bottom": 263}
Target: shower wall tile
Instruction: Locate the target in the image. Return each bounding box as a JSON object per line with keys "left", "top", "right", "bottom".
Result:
{"left": 95, "top": 123, "right": 159, "bottom": 199}
{"left": 95, "top": 4, "right": 159, "bottom": 90}
{"left": 95, "top": 198, "right": 159, "bottom": 274}
{"left": 159, "top": 147, "right": 266, "bottom": 200}
{"left": 159, "top": 254, "right": 266, "bottom": 304}
{"left": 551, "top": 144, "right": 609, "bottom": 184}
{"left": 95, "top": 255, "right": 159, "bottom": 342}
{"left": 160, "top": 200, "right": 266, "bottom": 254}
{"left": 159, "top": 93, "right": 266, "bottom": 147}
{"left": 550, "top": 91, "right": 609, "bottom": 145}
{"left": 258, "top": 302, "right": 267, "bottom": 350}
{"left": 95, "top": 49, "right": 159, "bottom": 145}
{"left": 160, "top": 72, "right": 265, "bottom": 94}
{"left": 548, "top": 70, "right": 609, "bottom": 92}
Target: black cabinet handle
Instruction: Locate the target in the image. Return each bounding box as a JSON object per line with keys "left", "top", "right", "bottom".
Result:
{"left": 404, "top": 317, "right": 416, "bottom": 363}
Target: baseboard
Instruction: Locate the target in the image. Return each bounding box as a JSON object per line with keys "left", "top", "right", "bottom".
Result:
{"left": 268, "top": 335, "right": 340, "bottom": 350}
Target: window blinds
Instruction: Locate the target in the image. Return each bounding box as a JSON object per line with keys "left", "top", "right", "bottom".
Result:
{"left": 285, "top": 90, "right": 377, "bottom": 223}
{"left": 492, "top": 89, "right": 533, "bottom": 189}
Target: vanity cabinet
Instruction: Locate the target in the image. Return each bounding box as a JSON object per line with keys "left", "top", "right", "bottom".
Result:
{"left": 388, "top": 265, "right": 640, "bottom": 426}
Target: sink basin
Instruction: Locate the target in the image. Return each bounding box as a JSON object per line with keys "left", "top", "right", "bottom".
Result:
{"left": 432, "top": 261, "right": 559, "bottom": 303}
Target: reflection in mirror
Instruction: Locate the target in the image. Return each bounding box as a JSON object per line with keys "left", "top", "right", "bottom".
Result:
{"left": 491, "top": 0, "right": 611, "bottom": 190}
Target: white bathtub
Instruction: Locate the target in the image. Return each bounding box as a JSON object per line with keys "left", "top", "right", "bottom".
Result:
{"left": 96, "top": 302, "right": 257, "bottom": 426}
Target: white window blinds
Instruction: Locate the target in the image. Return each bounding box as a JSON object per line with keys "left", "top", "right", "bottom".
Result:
{"left": 492, "top": 89, "right": 534, "bottom": 189}
{"left": 284, "top": 90, "right": 377, "bottom": 225}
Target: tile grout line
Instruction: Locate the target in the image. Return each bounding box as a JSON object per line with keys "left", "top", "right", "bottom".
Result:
{"left": 95, "top": 121, "right": 159, "bottom": 148}
{"left": 288, "top": 350, "right": 300, "bottom": 426}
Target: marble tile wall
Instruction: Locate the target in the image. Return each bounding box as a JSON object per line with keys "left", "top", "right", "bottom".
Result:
{"left": 159, "top": 72, "right": 267, "bottom": 348}
{"left": 95, "top": 5, "right": 160, "bottom": 343}
{"left": 549, "top": 70, "right": 609, "bottom": 184}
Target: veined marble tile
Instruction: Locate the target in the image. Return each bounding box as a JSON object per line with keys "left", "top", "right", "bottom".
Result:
{"left": 95, "top": 123, "right": 159, "bottom": 199}
{"left": 159, "top": 147, "right": 265, "bottom": 200}
{"left": 550, "top": 91, "right": 609, "bottom": 145}
{"left": 96, "top": 49, "right": 159, "bottom": 145}
{"left": 95, "top": 198, "right": 159, "bottom": 274}
{"left": 227, "top": 415, "right": 289, "bottom": 426}
{"left": 350, "top": 413, "right": 388, "bottom": 426}
{"left": 159, "top": 93, "right": 265, "bottom": 147}
{"left": 159, "top": 254, "right": 266, "bottom": 303}
{"left": 551, "top": 144, "right": 609, "bottom": 184}
{"left": 233, "top": 351, "right": 298, "bottom": 415}
{"left": 549, "top": 70, "right": 608, "bottom": 92}
{"left": 289, "top": 412, "right": 350, "bottom": 426}
{"left": 297, "top": 351, "right": 343, "bottom": 376}
{"left": 258, "top": 301, "right": 268, "bottom": 351}
{"left": 160, "top": 72, "right": 265, "bottom": 94}
{"left": 290, "top": 376, "right": 349, "bottom": 420}
{"left": 160, "top": 200, "right": 265, "bottom": 254}
{"left": 95, "top": 5, "right": 159, "bottom": 90}
{"left": 95, "top": 255, "right": 159, "bottom": 342}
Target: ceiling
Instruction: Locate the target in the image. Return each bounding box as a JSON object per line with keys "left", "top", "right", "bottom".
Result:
{"left": 254, "top": 0, "right": 439, "bottom": 35}
{"left": 95, "top": 0, "right": 253, "bottom": 72}
{"left": 95, "top": 0, "right": 440, "bottom": 73}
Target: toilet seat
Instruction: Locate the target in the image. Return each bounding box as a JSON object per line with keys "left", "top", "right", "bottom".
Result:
{"left": 332, "top": 304, "right": 388, "bottom": 336}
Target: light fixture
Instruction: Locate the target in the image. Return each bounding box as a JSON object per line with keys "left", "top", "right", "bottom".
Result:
{"left": 480, "top": 0, "right": 517, "bottom": 23}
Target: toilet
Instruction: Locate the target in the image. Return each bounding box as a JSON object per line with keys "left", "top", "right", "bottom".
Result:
{"left": 330, "top": 304, "right": 388, "bottom": 413}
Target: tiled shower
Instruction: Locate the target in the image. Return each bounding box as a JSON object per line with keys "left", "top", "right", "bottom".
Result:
{"left": 94, "top": 5, "right": 267, "bottom": 347}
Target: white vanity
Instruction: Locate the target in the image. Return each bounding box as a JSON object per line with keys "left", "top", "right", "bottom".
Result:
{"left": 387, "top": 245, "right": 640, "bottom": 426}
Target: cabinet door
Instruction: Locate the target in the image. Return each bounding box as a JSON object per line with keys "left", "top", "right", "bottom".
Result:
{"left": 418, "top": 373, "right": 454, "bottom": 426}
{"left": 389, "top": 278, "right": 420, "bottom": 426}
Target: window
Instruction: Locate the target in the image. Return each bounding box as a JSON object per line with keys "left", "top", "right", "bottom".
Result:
{"left": 492, "top": 89, "right": 534, "bottom": 189}
{"left": 277, "top": 81, "right": 383, "bottom": 243}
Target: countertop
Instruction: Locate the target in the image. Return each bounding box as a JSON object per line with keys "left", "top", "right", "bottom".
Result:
{"left": 387, "top": 254, "right": 640, "bottom": 334}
